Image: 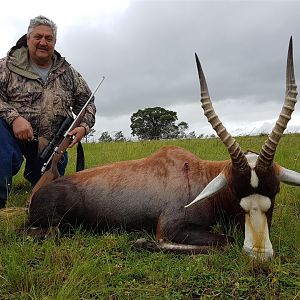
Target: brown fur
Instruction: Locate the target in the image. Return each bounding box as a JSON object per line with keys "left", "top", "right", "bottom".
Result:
{"left": 27, "top": 146, "right": 278, "bottom": 253}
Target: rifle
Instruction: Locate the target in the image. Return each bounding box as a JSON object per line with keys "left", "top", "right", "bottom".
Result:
{"left": 28, "top": 76, "right": 105, "bottom": 205}
{"left": 39, "top": 116, "right": 75, "bottom": 173}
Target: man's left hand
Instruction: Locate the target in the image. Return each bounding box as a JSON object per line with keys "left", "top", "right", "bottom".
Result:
{"left": 68, "top": 126, "right": 86, "bottom": 148}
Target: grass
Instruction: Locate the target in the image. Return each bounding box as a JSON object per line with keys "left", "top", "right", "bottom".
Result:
{"left": 0, "top": 135, "right": 300, "bottom": 299}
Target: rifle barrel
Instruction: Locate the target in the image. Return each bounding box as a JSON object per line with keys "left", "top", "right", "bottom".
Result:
{"left": 64, "top": 76, "right": 105, "bottom": 137}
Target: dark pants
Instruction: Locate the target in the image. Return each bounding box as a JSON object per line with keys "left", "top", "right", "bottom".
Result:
{"left": 0, "top": 118, "right": 68, "bottom": 208}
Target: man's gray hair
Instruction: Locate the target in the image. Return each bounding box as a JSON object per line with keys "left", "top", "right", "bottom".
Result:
{"left": 27, "top": 15, "right": 57, "bottom": 40}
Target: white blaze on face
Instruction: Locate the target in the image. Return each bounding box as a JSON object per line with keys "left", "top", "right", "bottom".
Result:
{"left": 241, "top": 152, "right": 274, "bottom": 259}
{"left": 246, "top": 152, "right": 259, "bottom": 188}
{"left": 240, "top": 194, "right": 274, "bottom": 259}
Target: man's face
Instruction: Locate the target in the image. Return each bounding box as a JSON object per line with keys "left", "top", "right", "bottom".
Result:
{"left": 27, "top": 25, "right": 56, "bottom": 66}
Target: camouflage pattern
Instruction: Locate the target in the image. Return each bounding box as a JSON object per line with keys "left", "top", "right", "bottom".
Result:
{"left": 0, "top": 37, "right": 96, "bottom": 145}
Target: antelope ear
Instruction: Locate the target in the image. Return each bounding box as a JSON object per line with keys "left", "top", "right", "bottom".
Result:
{"left": 185, "top": 172, "right": 227, "bottom": 208}
{"left": 278, "top": 167, "right": 300, "bottom": 186}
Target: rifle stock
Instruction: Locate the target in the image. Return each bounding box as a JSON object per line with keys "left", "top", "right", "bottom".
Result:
{"left": 27, "top": 76, "right": 105, "bottom": 206}
{"left": 29, "top": 135, "right": 72, "bottom": 202}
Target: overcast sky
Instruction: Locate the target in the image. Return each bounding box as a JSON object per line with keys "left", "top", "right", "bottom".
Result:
{"left": 1, "top": 0, "right": 300, "bottom": 139}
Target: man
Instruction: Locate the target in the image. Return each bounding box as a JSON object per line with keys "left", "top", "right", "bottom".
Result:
{"left": 0, "top": 15, "right": 96, "bottom": 208}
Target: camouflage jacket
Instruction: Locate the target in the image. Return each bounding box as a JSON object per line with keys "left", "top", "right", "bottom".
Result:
{"left": 0, "top": 35, "right": 96, "bottom": 143}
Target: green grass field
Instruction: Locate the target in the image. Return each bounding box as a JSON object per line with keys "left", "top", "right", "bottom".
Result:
{"left": 0, "top": 135, "right": 299, "bottom": 299}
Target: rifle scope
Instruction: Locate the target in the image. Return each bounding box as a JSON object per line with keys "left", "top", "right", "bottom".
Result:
{"left": 39, "top": 116, "right": 74, "bottom": 162}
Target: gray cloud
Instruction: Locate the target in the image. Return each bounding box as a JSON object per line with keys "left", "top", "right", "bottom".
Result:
{"left": 2, "top": 0, "right": 300, "bottom": 138}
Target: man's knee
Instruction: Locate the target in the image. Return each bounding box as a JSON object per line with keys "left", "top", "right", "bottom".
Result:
{"left": 0, "top": 118, "right": 23, "bottom": 205}
{"left": 0, "top": 118, "right": 23, "bottom": 174}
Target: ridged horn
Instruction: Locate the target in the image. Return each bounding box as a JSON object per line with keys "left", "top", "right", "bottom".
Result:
{"left": 195, "top": 53, "right": 249, "bottom": 172}
{"left": 256, "top": 37, "right": 298, "bottom": 170}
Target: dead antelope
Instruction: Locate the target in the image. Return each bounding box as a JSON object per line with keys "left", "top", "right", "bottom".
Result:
{"left": 27, "top": 38, "right": 299, "bottom": 259}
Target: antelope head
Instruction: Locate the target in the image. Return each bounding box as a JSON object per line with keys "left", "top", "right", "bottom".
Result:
{"left": 186, "top": 37, "right": 300, "bottom": 259}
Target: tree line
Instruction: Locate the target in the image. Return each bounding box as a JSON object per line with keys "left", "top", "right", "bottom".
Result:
{"left": 87, "top": 107, "right": 215, "bottom": 142}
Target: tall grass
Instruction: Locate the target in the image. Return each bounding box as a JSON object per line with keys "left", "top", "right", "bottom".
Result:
{"left": 0, "top": 135, "right": 299, "bottom": 299}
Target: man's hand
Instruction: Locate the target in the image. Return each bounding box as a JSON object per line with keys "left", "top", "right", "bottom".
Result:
{"left": 12, "top": 116, "right": 34, "bottom": 141}
{"left": 68, "top": 126, "right": 86, "bottom": 148}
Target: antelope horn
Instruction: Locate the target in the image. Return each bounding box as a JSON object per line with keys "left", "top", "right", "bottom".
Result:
{"left": 256, "top": 37, "right": 298, "bottom": 170}
{"left": 195, "top": 53, "right": 249, "bottom": 172}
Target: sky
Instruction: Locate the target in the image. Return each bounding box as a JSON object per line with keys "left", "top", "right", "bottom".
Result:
{"left": 1, "top": 0, "right": 300, "bottom": 140}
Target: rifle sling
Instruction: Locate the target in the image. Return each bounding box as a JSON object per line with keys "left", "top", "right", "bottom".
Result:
{"left": 76, "top": 142, "right": 85, "bottom": 172}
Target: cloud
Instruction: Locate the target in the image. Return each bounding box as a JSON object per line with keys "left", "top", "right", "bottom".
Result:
{"left": 1, "top": 0, "right": 300, "bottom": 139}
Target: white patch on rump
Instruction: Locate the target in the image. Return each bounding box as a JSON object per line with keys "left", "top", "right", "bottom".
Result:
{"left": 240, "top": 194, "right": 273, "bottom": 259}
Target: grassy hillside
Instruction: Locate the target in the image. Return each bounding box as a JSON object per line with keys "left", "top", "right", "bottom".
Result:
{"left": 0, "top": 135, "right": 299, "bottom": 299}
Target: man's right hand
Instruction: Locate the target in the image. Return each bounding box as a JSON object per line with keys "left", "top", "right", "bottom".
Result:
{"left": 12, "top": 116, "right": 34, "bottom": 141}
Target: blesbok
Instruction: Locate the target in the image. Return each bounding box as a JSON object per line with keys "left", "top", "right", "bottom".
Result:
{"left": 27, "top": 38, "right": 299, "bottom": 259}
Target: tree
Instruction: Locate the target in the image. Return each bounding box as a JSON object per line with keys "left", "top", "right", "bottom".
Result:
{"left": 85, "top": 128, "right": 96, "bottom": 143}
{"left": 130, "top": 107, "right": 185, "bottom": 140}
{"left": 187, "top": 131, "right": 197, "bottom": 139}
{"left": 98, "top": 131, "right": 112, "bottom": 142}
{"left": 177, "top": 121, "right": 189, "bottom": 139}
{"left": 114, "top": 131, "right": 126, "bottom": 142}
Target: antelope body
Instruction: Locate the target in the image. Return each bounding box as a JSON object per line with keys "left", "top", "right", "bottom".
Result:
{"left": 28, "top": 38, "right": 300, "bottom": 259}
